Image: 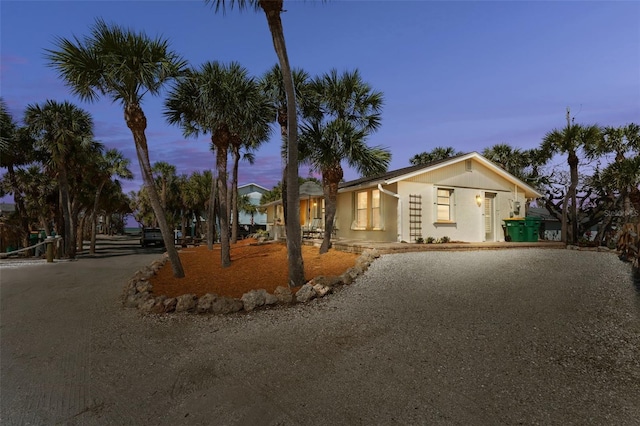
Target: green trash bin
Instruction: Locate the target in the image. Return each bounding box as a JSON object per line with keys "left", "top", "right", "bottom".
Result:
{"left": 504, "top": 219, "right": 526, "bottom": 242}
{"left": 524, "top": 217, "right": 542, "bottom": 242}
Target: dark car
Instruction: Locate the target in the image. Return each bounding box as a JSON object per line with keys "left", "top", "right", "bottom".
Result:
{"left": 141, "top": 228, "right": 164, "bottom": 247}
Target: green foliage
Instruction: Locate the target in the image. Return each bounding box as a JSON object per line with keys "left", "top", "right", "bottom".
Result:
{"left": 426, "top": 236, "right": 435, "bottom": 244}
{"left": 415, "top": 237, "right": 424, "bottom": 244}
{"left": 409, "top": 146, "right": 460, "bottom": 166}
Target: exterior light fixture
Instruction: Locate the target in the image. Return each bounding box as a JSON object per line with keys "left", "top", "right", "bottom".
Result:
{"left": 476, "top": 194, "right": 482, "bottom": 207}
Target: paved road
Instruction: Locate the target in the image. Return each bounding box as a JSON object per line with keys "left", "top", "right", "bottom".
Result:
{"left": 1, "top": 238, "right": 639, "bottom": 425}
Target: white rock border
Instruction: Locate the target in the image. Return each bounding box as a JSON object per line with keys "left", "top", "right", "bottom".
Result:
{"left": 122, "top": 248, "right": 381, "bottom": 315}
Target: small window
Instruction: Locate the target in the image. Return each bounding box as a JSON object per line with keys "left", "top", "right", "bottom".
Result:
{"left": 437, "top": 189, "right": 453, "bottom": 221}
{"left": 356, "top": 191, "right": 368, "bottom": 228}
{"left": 371, "top": 189, "right": 381, "bottom": 229}
{"left": 465, "top": 159, "right": 472, "bottom": 172}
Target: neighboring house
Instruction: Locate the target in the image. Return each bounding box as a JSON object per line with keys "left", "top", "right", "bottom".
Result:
{"left": 335, "top": 152, "right": 542, "bottom": 243}
{"left": 237, "top": 183, "right": 268, "bottom": 227}
{"left": 0, "top": 203, "right": 16, "bottom": 216}
{"left": 527, "top": 207, "right": 561, "bottom": 241}
{"left": 261, "top": 181, "right": 325, "bottom": 239}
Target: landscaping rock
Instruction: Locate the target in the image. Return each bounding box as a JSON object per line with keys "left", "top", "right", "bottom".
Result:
{"left": 197, "top": 293, "right": 218, "bottom": 314}
{"left": 175, "top": 294, "right": 197, "bottom": 312}
{"left": 162, "top": 298, "right": 177, "bottom": 313}
{"left": 138, "top": 298, "right": 157, "bottom": 314}
{"left": 264, "top": 292, "right": 279, "bottom": 305}
{"left": 313, "top": 283, "right": 331, "bottom": 298}
{"left": 241, "top": 289, "right": 267, "bottom": 311}
{"left": 296, "top": 283, "right": 317, "bottom": 303}
{"left": 211, "top": 296, "right": 243, "bottom": 314}
{"left": 274, "top": 286, "right": 293, "bottom": 304}
{"left": 136, "top": 281, "right": 153, "bottom": 294}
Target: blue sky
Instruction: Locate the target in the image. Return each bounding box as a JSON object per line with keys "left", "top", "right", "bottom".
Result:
{"left": 1, "top": 0, "right": 639, "bottom": 197}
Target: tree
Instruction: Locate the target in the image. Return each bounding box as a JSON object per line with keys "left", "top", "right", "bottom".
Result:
{"left": 260, "top": 64, "right": 310, "bottom": 225}
{"left": 89, "top": 148, "right": 133, "bottom": 254}
{"left": 0, "top": 99, "right": 36, "bottom": 247}
{"left": 300, "top": 69, "right": 391, "bottom": 253}
{"left": 46, "top": 18, "right": 188, "bottom": 277}
{"left": 164, "top": 61, "right": 272, "bottom": 267}
{"left": 541, "top": 111, "right": 601, "bottom": 244}
{"left": 409, "top": 146, "right": 460, "bottom": 165}
{"left": 205, "top": 0, "right": 306, "bottom": 286}
{"left": 482, "top": 143, "right": 550, "bottom": 187}
{"left": 24, "top": 100, "right": 94, "bottom": 258}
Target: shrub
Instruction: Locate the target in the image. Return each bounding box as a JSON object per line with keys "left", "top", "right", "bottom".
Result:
{"left": 440, "top": 236, "right": 451, "bottom": 243}
{"left": 415, "top": 237, "right": 424, "bottom": 244}
{"left": 426, "top": 236, "right": 435, "bottom": 244}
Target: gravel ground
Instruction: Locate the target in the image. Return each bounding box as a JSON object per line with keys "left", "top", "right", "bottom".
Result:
{"left": 1, "top": 242, "right": 639, "bottom": 425}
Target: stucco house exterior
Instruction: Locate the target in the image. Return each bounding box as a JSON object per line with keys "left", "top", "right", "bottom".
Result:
{"left": 335, "top": 152, "right": 542, "bottom": 243}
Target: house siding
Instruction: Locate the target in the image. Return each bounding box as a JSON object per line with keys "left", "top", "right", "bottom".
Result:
{"left": 335, "top": 183, "right": 398, "bottom": 242}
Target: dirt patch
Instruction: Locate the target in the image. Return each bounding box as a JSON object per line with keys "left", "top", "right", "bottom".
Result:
{"left": 150, "top": 239, "right": 360, "bottom": 299}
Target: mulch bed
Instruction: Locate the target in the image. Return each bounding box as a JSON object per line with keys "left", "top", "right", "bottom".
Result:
{"left": 150, "top": 238, "right": 359, "bottom": 299}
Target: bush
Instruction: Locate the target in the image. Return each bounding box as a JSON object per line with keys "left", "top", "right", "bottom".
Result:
{"left": 440, "top": 236, "right": 451, "bottom": 243}
{"left": 426, "top": 236, "right": 435, "bottom": 244}
{"left": 415, "top": 237, "right": 424, "bottom": 244}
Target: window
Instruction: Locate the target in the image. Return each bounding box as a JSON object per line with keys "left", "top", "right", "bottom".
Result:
{"left": 353, "top": 189, "right": 382, "bottom": 230}
{"left": 436, "top": 188, "right": 453, "bottom": 222}
{"left": 356, "top": 192, "right": 368, "bottom": 228}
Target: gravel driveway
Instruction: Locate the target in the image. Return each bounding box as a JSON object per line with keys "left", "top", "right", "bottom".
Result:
{"left": 1, "top": 241, "right": 638, "bottom": 425}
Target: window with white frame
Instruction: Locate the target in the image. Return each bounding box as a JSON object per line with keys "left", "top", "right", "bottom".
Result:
{"left": 436, "top": 188, "right": 454, "bottom": 222}
{"left": 353, "top": 189, "right": 382, "bottom": 230}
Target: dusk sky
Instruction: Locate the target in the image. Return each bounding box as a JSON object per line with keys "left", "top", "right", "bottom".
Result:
{"left": 1, "top": 0, "right": 639, "bottom": 197}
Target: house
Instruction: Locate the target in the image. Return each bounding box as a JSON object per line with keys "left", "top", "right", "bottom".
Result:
{"left": 335, "top": 152, "right": 542, "bottom": 243}
{"left": 237, "top": 183, "right": 268, "bottom": 228}
{"left": 262, "top": 181, "right": 325, "bottom": 239}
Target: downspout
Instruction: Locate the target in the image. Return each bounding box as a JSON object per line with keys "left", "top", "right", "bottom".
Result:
{"left": 378, "top": 184, "right": 402, "bottom": 242}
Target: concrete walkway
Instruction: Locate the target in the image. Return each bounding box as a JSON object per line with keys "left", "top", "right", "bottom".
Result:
{"left": 1, "top": 237, "right": 638, "bottom": 425}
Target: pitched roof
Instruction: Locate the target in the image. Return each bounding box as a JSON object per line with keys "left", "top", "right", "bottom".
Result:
{"left": 338, "top": 152, "right": 469, "bottom": 190}
{"left": 339, "top": 151, "right": 543, "bottom": 198}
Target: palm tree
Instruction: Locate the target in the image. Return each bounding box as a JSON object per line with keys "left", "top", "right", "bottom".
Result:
{"left": 409, "top": 146, "right": 460, "bottom": 166}
{"left": 46, "top": 18, "right": 187, "bottom": 277}
{"left": 541, "top": 115, "right": 601, "bottom": 244}
{"left": 24, "top": 100, "right": 94, "bottom": 258}
{"left": 164, "top": 61, "right": 272, "bottom": 267}
{"left": 1, "top": 99, "right": 36, "bottom": 247}
{"left": 205, "top": 0, "right": 306, "bottom": 286}
{"left": 89, "top": 148, "right": 133, "bottom": 254}
{"left": 300, "top": 69, "right": 391, "bottom": 253}
{"left": 260, "top": 65, "right": 310, "bottom": 225}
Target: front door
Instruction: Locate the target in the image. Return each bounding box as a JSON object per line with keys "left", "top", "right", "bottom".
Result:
{"left": 484, "top": 193, "right": 496, "bottom": 241}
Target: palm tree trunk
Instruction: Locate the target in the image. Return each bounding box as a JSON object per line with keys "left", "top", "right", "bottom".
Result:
{"left": 58, "top": 166, "right": 74, "bottom": 258}
{"left": 125, "top": 103, "right": 185, "bottom": 278}
{"left": 320, "top": 166, "right": 342, "bottom": 254}
{"left": 207, "top": 172, "right": 217, "bottom": 250}
{"left": 231, "top": 148, "right": 240, "bottom": 244}
{"left": 89, "top": 182, "right": 105, "bottom": 255}
{"left": 260, "top": 0, "right": 305, "bottom": 287}
{"left": 215, "top": 139, "right": 231, "bottom": 268}
{"left": 568, "top": 151, "right": 579, "bottom": 244}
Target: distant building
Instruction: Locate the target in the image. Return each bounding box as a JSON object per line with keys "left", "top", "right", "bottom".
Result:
{"left": 0, "top": 203, "right": 16, "bottom": 216}
{"left": 237, "top": 183, "right": 268, "bottom": 227}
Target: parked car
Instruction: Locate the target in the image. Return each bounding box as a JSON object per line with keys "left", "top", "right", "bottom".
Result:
{"left": 141, "top": 228, "right": 164, "bottom": 247}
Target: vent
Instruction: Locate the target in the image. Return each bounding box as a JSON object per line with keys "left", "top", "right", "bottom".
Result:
{"left": 465, "top": 159, "right": 472, "bottom": 172}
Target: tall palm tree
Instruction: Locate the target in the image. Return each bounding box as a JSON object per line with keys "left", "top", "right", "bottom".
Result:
{"left": 46, "top": 18, "right": 187, "bottom": 277}
{"left": 205, "top": 0, "right": 306, "bottom": 286}
{"left": 300, "top": 69, "right": 391, "bottom": 253}
{"left": 541, "top": 117, "right": 601, "bottom": 244}
{"left": 24, "top": 100, "right": 94, "bottom": 258}
{"left": 164, "top": 61, "right": 272, "bottom": 267}
{"left": 89, "top": 148, "right": 133, "bottom": 254}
